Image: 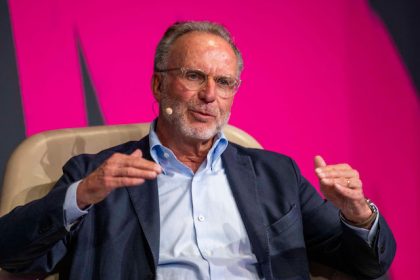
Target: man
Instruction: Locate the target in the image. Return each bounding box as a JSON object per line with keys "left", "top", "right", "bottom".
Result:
{"left": 0, "top": 21, "right": 395, "bottom": 280}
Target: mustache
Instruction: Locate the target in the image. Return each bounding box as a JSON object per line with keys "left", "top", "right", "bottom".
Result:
{"left": 188, "top": 102, "right": 219, "bottom": 116}
{"left": 159, "top": 92, "right": 221, "bottom": 117}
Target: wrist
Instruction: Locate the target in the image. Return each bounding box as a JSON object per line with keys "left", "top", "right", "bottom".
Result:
{"left": 340, "top": 199, "right": 378, "bottom": 229}
{"left": 76, "top": 181, "right": 91, "bottom": 209}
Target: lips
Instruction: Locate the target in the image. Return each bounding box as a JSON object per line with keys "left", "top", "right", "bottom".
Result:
{"left": 192, "top": 109, "right": 215, "bottom": 116}
{"left": 190, "top": 109, "right": 216, "bottom": 121}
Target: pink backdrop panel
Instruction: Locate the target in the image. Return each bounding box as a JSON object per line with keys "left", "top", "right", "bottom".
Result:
{"left": 347, "top": 2, "right": 420, "bottom": 278}
{"left": 9, "top": 0, "right": 87, "bottom": 135}
{"left": 9, "top": 0, "right": 420, "bottom": 278}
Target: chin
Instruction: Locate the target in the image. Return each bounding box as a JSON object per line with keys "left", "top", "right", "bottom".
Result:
{"left": 181, "top": 123, "right": 219, "bottom": 140}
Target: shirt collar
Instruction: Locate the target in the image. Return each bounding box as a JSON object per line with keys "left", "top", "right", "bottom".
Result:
{"left": 148, "top": 119, "right": 228, "bottom": 173}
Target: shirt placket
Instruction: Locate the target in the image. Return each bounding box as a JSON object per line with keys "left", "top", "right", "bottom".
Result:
{"left": 191, "top": 170, "right": 213, "bottom": 278}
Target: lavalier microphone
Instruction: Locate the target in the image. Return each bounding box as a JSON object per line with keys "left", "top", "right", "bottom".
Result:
{"left": 165, "top": 107, "right": 173, "bottom": 115}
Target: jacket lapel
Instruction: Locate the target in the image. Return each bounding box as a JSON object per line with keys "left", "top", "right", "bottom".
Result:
{"left": 222, "top": 144, "right": 269, "bottom": 267}
{"left": 126, "top": 137, "right": 160, "bottom": 269}
{"left": 123, "top": 138, "right": 270, "bottom": 275}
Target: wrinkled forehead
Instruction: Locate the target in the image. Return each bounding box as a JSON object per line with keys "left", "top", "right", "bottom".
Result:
{"left": 167, "top": 32, "right": 239, "bottom": 75}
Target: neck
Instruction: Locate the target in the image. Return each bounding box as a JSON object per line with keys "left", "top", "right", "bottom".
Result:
{"left": 155, "top": 118, "right": 215, "bottom": 172}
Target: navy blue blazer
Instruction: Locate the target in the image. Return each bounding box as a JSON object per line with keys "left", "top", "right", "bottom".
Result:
{"left": 0, "top": 136, "right": 396, "bottom": 280}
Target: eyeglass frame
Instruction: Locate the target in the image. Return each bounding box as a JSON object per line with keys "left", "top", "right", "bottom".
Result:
{"left": 155, "top": 67, "right": 241, "bottom": 98}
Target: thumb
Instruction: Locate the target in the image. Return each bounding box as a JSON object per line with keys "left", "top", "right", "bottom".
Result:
{"left": 130, "top": 149, "right": 142, "bottom": 158}
{"left": 314, "top": 155, "right": 327, "bottom": 169}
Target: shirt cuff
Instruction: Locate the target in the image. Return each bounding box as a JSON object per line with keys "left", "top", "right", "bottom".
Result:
{"left": 63, "top": 180, "right": 90, "bottom": 231}
{"left": 341, "top": 212, "right": 380, "bottom": 246}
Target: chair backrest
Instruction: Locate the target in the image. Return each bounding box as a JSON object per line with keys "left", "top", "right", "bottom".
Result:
{"left": 0, "top": 123, "right": 262, "bottom": 216}
{"left": 0, "top": 123, "right": 351, "bottom": 280}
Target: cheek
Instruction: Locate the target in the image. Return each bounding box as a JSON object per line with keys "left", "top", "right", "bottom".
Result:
{"left": 173, "top": 92, "right": 196, "bottom": 112}
{"left": 219, "top": 98, "right": 234, "bottom": 114}
{"left": 173, "top": 87, "right": 197, "bottom": 104}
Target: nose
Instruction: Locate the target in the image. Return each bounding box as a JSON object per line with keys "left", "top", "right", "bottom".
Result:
{"left": 198, "top": 78, "right": 217, "bottom": 103}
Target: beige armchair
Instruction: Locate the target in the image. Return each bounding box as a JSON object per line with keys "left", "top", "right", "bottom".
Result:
{"left": 0, "top": 123, "right": 351, "bottom": 280}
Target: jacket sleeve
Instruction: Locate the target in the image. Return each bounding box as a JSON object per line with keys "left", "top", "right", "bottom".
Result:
{"left": 0, "top": 140, "right": 141, "bottom": 275}
{"left": 293, "top": 159, "right": 397, "bottom": 279}
{"left": 0, "top": 155, "right": 92, "bottom": 275}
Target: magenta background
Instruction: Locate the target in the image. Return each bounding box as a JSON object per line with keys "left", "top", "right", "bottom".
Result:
{"left": 8, "top": 0, "right": 420, "bottom": 278}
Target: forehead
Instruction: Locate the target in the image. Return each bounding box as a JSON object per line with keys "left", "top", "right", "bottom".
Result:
{"left": 167, "top": 31, "right": 238, "bottom": 74}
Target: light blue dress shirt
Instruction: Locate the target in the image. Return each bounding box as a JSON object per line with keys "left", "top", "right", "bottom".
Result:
{"left": 148, "top": 121, "right": 261, "bottom": 279}
{"left": 63, "top": 121, "right": 379, "bottom": 279}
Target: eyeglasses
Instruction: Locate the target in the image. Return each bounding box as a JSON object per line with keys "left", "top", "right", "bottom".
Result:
{"left": 155, "top": 67, "right": 241, "bottom": 98}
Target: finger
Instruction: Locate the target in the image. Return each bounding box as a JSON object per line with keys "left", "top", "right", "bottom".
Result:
{"left": 130, "top": 149, "right": 142, "bottom": 158}
{"left": 118, "top": 156, "right": 162, "bottom": 173}
{"left": 314, "top": 155, "right": 327, "bottom": 169}
{"left": 315, "top": 169, "right": 359, "bottom": 179}
{"left": 113, "top": 177, "right": 146, "bottom": 187}
{"left": 319, "top": 177, "right": 358, "bottom": 192}
{"left": 131, "top": 158, "right": 162, "bottom": 173}
{"left": 335, "top": 178, "right": 352, "bottom": 189}
{"left": 319, "top": 177, "right": 350, "bottom": 188}
{"left": 107, "top": 149, "right": 162, "bottom": 173}
{"left": 115, "top": 167, "right": 161, "bottom": 180}
{"left": 316, "top": 163, "right": 353, "bottom": 172}
{"left": 332, "top": 182, "right": 363, "bottom": 199}
{"left": 99, "top": 174, "right": 147, "bottom": 188}
{"left": 347, "top": 177, "right": 363, "bottom": 189}
{"left": 320, "top": 176, "right": 362, "bottom": 190}
{"left": 319, "top": 177, "right": 335, "bottom": 186}
{"left": 318, "top": 178, "right": 338, "bottom": 197}
{"left": 332, "top": 182, "right": 353, "bottom": 197}
{"left": 321, "top": 181, "right": 356, "bottom": 197}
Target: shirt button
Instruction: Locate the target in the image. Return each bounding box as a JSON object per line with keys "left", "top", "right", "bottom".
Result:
{"left": 163, "top": 153, "right": 170, "bottom": 159}
{"left": 197, "top": 215, "right": 205, "bottom": 222}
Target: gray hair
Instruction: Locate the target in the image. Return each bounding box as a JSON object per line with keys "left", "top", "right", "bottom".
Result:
{"left": 154, "top": 21, "right": 243, "bottom": 74}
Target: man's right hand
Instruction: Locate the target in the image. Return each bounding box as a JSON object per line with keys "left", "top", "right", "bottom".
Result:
{"left": 76, "top": 149, "right": 162, "bottom": 209}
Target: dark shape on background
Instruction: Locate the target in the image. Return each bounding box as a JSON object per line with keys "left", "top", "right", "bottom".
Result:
{"left": 77, "top": 39, "right": 104, "bottom": 126}
{"left": 0, "top": 0, "right": 26, "bottom": 191}
{"left": 370, "top": 0, "right": 420, "bottom": 96}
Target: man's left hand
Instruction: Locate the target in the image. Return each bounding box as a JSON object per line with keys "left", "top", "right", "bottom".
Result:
{"left": 314, "top": 155, "right": 373, "bottom": 227}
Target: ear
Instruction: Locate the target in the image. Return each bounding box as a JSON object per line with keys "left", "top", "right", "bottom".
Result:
{"left": 152, "top": 73, "right": 163, "bottom": 102}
